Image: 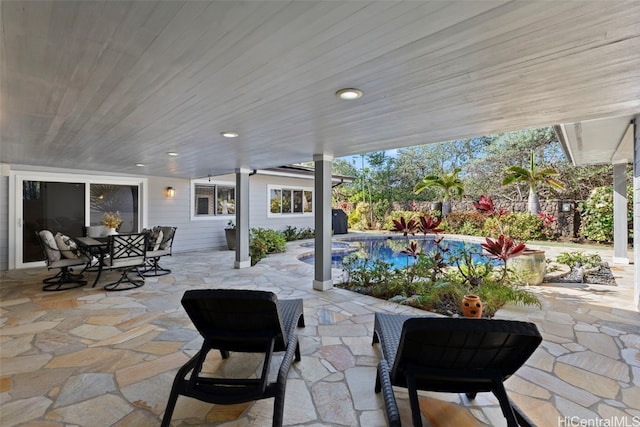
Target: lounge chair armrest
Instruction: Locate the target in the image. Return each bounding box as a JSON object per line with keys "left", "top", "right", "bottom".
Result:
{"left": 277, "top": 332, "right": 299, "bottom": 386}
{"left": 377, "top": 359, "right": 401, "bottom": 427}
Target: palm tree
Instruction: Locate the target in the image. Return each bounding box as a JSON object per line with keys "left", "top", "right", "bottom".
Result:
{"left": 502, "top": 150, "right": 565, "bottom": 214}
{"left": 414, "top": 167, "right": 464, "bottom": 216}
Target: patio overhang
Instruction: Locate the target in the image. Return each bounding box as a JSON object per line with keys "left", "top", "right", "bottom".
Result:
{"left": 554, "top": 115, "right": 635, "bottom": 166}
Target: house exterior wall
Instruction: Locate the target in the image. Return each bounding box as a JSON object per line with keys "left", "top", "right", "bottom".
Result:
{"left": 248, "top": 174, "right": 315, "bottom": 231}
{"left": 0, "top": 166, "right": 319, "bottom": 270}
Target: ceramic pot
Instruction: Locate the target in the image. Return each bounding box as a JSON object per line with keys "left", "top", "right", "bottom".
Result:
{"left": 510, "top": 249, "right": 546, "bottom": 285}
{"left": 106, "top": 227, "right": 118, "bottom": 236}
{"left": 461, "top": 294, "right": 482, "bottom": 318}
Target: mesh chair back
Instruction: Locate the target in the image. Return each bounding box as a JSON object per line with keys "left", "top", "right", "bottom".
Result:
{"left": 182, "top": 289, "right": 288, "bottom": 353}
{"left": 392, "top": 318, "right": 542, "bottom": 392}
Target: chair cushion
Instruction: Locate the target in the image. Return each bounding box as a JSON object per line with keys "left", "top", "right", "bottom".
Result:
{"left": 104, "top": 256, "right": 145, "bottom": 268}
{"left": 158, "top": 226, "right": 175, "bottom": 250}
{"left": 153, "top": 230, "right": 163, "bottom": 251}
{"left": 49, "top": 256, "right": 90, "bottom": 268}
{"left": 55, "top": 233, "right": 79, "bottom": 259}
{"left": 39, "top": 230, "right": 61, "bottom": 262}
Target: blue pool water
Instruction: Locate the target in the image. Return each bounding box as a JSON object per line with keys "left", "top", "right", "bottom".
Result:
{"left": 301, "top": 236, "right": 493, "bottom": 269}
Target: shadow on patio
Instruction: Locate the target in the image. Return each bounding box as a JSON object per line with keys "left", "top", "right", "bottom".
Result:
{"left": 1, "top": 245, "right": 638, "bottom": 426}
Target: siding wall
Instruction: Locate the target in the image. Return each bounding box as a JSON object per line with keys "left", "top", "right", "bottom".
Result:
{"left": 0, "top": 167, "right": 319, "bottom": 270}
{"left": 249, "top": 174, "right": 315, "bottom": 231}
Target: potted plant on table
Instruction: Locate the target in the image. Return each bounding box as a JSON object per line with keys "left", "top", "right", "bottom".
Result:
{"left": 102, "top": 211, "right": 122, "bottom": 235}
{"left": 225, "top": 220, "right": 236, "bottom": 250}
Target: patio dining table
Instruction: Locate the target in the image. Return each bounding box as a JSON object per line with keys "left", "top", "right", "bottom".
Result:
{"left": 74, "top": 236, "right": 109, "bottom": 287}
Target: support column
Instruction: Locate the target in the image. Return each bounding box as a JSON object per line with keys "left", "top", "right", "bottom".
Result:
{"left": 313, "top": 154, "right": 333, "bottom": 291}
{"left": 633, "top": 116, "right": 639, "bottom": 310}
{"left": 234, "top": 168, "right": 251, "bottom": 269}
{"left": 613, "top": 162, "right": 629, "bottom": 264}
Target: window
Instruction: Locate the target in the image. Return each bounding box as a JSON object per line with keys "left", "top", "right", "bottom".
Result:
{"left": 193, "top": 183, "right": 235, "bottom": 218}
{"left": 269, "top": 186, "right": 313, "bottom": 215}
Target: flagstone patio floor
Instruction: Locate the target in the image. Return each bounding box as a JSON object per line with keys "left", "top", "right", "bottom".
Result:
{"left": 1, "top": 241, "right": 638, "bottom": 426}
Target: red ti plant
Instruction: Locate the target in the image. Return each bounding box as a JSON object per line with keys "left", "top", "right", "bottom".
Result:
{"left": 401, "top": 241, "right": 420, "bottom": 260}
{"left": 418, "top": 215, "right": 444, "bottom": 235}
{"left": 391, "top": 217, "right": 418, "bottom": 236}
{"left": 481, "top": 234, "right": 527, "bottom": 283}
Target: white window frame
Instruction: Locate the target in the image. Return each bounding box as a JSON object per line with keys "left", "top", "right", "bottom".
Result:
{"left": 190, "top": 178, "right": 236, "bottom": 221}
{"left": 9, "top": 170, "right": 147, "bottom": 269}
{"left": 267, "top": 184, "right": 313, "bottom": 218}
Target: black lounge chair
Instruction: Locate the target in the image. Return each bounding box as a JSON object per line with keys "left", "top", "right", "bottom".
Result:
{"left": 162, "top": 289, "right": 305, "bottom": 427}
{"left": 372, "top": 313, "right": 542, "bottom": 427}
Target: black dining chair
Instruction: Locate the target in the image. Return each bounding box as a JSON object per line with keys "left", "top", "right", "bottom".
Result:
{"left": 101, "top": 233, "right": 148, "bottom": 291}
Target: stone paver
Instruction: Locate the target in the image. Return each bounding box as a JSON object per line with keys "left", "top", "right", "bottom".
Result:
{"left": 0, "top": 241, "right": 638, "bottom": 426}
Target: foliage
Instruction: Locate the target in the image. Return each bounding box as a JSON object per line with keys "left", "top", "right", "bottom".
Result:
{"left": 249, "top": 228, "right": 286, "bottom": 265}
{"left": 502, "top": 150, "right": 565, "bottom": 214}
{"left": 483, "top": 212, "right": 547, "bottom": 241}
{"left": 578, "top": 186, "right": 613, "bottom": 242}
{"left": 384, "top": 211, "right": 418, "bottom": 230}
{"left": 335, "top": 127, "right": 618, "bottom": 209}
{"left": 555, "top": 251, "right": 602, "bottom": 270}
{"left": 340, "top": 212, "right": 540, "bottom": 317}
{"left": 348, "top": 202, "right": 372, "bottom": 230}
{"left": 578, "top": 185, "right": 633, "bottom": 243}
{"left": 414, "top": 167, "right": 464, "bottom": 202}
{"left": 283, "top": 226, "right": 314, "bottom": 241}
{"left": 441, "top": 212, "right": 487, "bottom": 234}
{"left": 226, "top": 220, "right": 235, "bottom": 229}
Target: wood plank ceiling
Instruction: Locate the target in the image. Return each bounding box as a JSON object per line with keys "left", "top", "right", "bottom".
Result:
{"left": 1, "top": 1, "right": 639, "bottom": 179}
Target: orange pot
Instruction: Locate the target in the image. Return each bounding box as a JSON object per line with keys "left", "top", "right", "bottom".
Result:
{"left": 461, "top": 294, "right": 483, "bottom": 318}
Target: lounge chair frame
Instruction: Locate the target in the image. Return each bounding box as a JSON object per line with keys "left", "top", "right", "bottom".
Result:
{"left": 162, "top": 289, "right": 305, "bottom": 427}
{"left": 372, "top": 313, "right": 542, "bottom": 427}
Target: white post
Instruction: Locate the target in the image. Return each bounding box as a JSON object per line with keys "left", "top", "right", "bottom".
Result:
{"left": 234, "top": 168, "right": 251, "bottom": 269}
{"left": 313, "top": 154, "right": 333, "bottom": 291}
{"left": 612, "top": 162, "right": 629, "bottom": 264}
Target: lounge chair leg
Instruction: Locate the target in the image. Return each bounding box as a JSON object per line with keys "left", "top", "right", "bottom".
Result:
{"left": 406, "top": 373, "right": 423, "bottom": 427}
{"left": 492, "top": 378, "right": 519, "bottom": 427}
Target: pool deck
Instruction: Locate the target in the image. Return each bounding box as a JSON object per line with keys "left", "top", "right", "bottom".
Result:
{"left": 1, "top": 237, "right": 638, "bottom": 426}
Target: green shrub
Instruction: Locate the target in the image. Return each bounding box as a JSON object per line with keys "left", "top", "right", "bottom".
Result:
{"left": 348, "top": 202, "right": 371, "bottom": 230}
{"left": 283, "top": 226, "right": 299, "bottom": 241}
{"left": 249, "top": 228, "right": 287, "bottom": 265}
{"left": 555, "top": 251, "right": 602, "bottom": 269}
{"left": 442, "top": 212, "right": 486, "bottom": 234}
{"left": 579, "top": 186, "right": 613, "bottom": 242}
{"left": 482, "top": 212, "right": 545, "bottom": 241}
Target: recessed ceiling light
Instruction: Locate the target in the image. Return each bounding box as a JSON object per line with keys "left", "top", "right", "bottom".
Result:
{"left": 336, "top": 88, "right": 363, "bottom": 100}
{"left": 221, "top": 131, "right": 239, "bottom": 138}
{"left": 135, "top": 163, "right": 145, "bottom": 167}
{"left": 167, "top": 152, "right": 179, "bottom": 156}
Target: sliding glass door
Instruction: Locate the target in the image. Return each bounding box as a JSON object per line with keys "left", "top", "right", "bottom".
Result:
{"left": 23, "top": 181, "right": 85, "bottom": 263}
{"left": 14, "top": 172, "right": 145, "bottom": 268}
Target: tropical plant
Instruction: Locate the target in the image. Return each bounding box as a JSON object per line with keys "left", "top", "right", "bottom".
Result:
{"left": 502, "top": 150, "right": 565, "bottom": 214}
{"left": 578, "top": 185, "right": 633, "bottom": 243}
{"left": 414, "top": 167, "right": 464, "bottom": 215}
{"left": 249, "top": 228, "right": 287, "bottom": 265}
{"left": 555, "top": 251, "right": 602, "bottom": 270}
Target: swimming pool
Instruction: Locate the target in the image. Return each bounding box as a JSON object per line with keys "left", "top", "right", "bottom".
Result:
{"left": 299, "top": 236, "right": 493, "bottom": 269}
